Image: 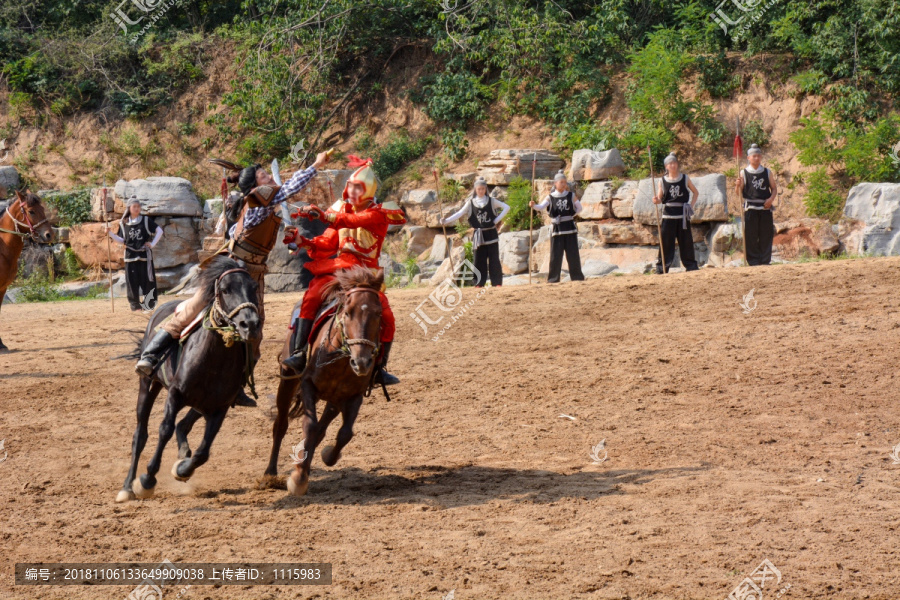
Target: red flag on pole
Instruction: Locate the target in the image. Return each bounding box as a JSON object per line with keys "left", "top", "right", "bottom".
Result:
{"left": 733, "top": 117, "right": 743, "bottom": 160}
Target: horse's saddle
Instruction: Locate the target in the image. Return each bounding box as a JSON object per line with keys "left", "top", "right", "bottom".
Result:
{"left": 308, "top": 299, "right": 339, "bottom": 345}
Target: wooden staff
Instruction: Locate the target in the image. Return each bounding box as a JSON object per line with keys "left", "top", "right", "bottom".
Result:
{"left": 102, "top": 185, "right": 115, "bottom": 312}
{"left": 648, "top": 146, "right": 666, "bottom": 275}
{"left": 735, "top": 117, "right": 748, "bottom": 266}
{"left": 529, "top": 154, "right": 537, "bottom": 284}
{"left": 433, "top": 169, "right": 454, "bottom": 274}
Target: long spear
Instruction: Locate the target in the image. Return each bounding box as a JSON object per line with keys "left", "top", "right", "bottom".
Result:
{"left": 529, "top": 154, "right": 537, "bottom": 284}
{"left": 734, "top": 117, "right": 748, "bottom": 266}
{"left": 648, "top": 146, "right": 666, "bottom": 275}
{"left": 102, "top": 182, "right": 115, "bottom": 312}
{"left": 433, "top": 169, "right": 454, "bottom": 275}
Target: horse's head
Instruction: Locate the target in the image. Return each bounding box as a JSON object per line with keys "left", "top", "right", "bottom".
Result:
{"left": 199, "top": 257, "right": 262, "bottom": 344}
{"left": 330, "top": 267, "right": 384, "bottom": 377}
{"left": 11, "top": 190, "right": 53, "bottom": 243}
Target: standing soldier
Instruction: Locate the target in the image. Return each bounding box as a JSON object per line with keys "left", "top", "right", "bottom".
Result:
{"left": 530, "top": 170, "right": 584, "bottom": 283}
{"left": 439, "top": 177, "right": 509, "bottom": 288}
{"left": 134, "top": 151, "right": 332, "bottom": 407}
{"left": 653, "top": 153, "right": 700, "bottom": 273}
{"left": 736, "top": 144, "right": 778, "bottom": 266}
{"left": 108, "top": 197, "right": 163, "bottom": 312}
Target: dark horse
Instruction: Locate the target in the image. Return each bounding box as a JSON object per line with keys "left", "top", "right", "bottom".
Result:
{"left": 117, "top": 256, "right": 262, "bottom": 502}
{"left": 0, "top": 190, "right": 54, "bottom": 353}
{"left": 264, "top": 267, "right": 384, "bottom": 496}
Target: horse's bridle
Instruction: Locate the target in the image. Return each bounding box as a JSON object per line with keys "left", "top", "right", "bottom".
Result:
{"left": 210, "top": 268, "right": 260, "bottom": 336}
{"left": 2, "top": 200, "right": 49, "bottom": 241}
{"left": 332, "top": 286, "right": 383, "bottom": 353}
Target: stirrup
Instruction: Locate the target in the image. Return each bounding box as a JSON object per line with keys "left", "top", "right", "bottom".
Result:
{"left": 375, "top": 369, "right": 400, "bottom": 386}
{"left": 281, "top": 348, "right": 307, "bottom": 375}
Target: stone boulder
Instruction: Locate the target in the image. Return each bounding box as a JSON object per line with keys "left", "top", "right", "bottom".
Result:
{"left": 597, "top": 220, "right": 658, "bottom": 245}
{"left": 400, "top": 189, "right": 436, "bottom": 227}
{"left": 149, "top": 217, "right": 201, "bottom": 269}
{"left": 476, "top": 149, "right": 566, "bottom": 185}
{"left": 773, "top": 219, "right": 840, "bottom": 260}
{"left": 707, "top": 221, "right": 743, "bottom": 253}
{"left": 406, "top": 226, "right": 438, "bottom": 256}
{"left": 428, "top": 233, "right": 465, "bottom": 263}
{"left": 429, "top": 246, "right": 467, "bottom": 286}
{"left": 632, "top": 174, "right": 728, "bottom": 225}
{"left": 0, "top": 165, "right": 20, "bottom": 197}
{"left": 583, "top": 259, "right": 618, "bottom": 278}
{"left": 610, "top": 180, "right": 642, "bottom": 219}
{"left": 69, "top": 223, "right": 123, "bottom": 270}
{"left": 90, "top": 187, "right": 123, "bottom": 221}
{"left": 579, "top": 182, "right": 614, "bottom": 220}
{"left": 570, "top": 149, "right": 625, "bottom": 182}
{"left": 690, "top": 174, "right": 729, "bottom": 222}
{"left": 498, "top": 231, "right": 531, "bottom": 275}
{"left": 114, "top": 177, "right": 202, "bottom": 217}
{"left": 841, "top": 183, "right": 900, "bottom": 255}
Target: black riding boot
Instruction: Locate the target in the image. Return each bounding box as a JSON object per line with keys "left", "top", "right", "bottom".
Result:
{"left": 136, "top": 330, "right": 176, "bottom": 377}
{"left": 374, "top": 341, "right": 400, "bottom": 386}
{"left": 281, "top": 317, "right": 314, "bottom": 375}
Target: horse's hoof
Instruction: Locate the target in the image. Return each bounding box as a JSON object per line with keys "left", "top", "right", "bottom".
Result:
{"left": 321, "top": 445, "right": 341, "bottom": 467}
{"left": 132, "top": 478, "right": 155, "bottom": 500}
{"left": 0, "top": 346, "right": 9, "bottom": 355}
{"left": 287, "top": 473, "right": 308, "bottom": 497}
{"left": 116, "top": 489, "right": 136, "bottom": 503}
{"left": 171, "top": 459, "right": 191, "bottom": 482}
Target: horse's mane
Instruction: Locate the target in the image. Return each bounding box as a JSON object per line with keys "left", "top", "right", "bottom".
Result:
{"left": 321, "top": 267, "right": 384, "bottom": 303}
{"left": 195, "top": 255, "right": 242, "bottom": 306}
{"left": 15, "top": 190, "right": 40, "bottom": 208}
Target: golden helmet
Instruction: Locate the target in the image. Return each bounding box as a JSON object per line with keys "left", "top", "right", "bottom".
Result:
{"left": 344, "top": 156, "right": 377, "bottom": 201}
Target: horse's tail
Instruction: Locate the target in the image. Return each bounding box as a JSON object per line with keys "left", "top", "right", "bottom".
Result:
{"left": 110, "top": 329, "right": 145, "bottom": 361}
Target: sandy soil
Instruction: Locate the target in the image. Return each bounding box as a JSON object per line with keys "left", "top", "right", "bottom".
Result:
{"left": 2, "top": 258, "right": 900, "bottom": 599}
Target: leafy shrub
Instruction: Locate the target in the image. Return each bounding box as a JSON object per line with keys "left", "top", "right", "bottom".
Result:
{"left": 791, "top": 70, "right": 828, "bottom": 95}
{"left": 41, "top": 189, "right": 92, "bottom": 226}
{"left": 419, "top": 71, "right": 493, "bottom": 125}
{"left": 803, "top": 168, "right": 843, "bottom": 218}
{"left": 696, "top": 105, "right": 727, "bottom": 145}
{"left": 371, "top": 131, "right": 431, "bottom": 180}
{"left": 696, "top": 52, "right": 740, "bottom": 98}
{"left": 441, "top": 129, "right": 469, "bottom": 162}
{"left": 742, "top": 120, "right": 770, "bottom": 148}
{"left": 504, "top": 177, "right": 535, "bottom": 232}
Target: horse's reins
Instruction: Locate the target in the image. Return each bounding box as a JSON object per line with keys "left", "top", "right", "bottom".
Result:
{"left": 208, "top": 268, "right": 260, "bottom": 337}
{"left": 0, "top": 201, "right": 49, "bottom": 241}
{"left": 317, "top": 286, "right": 383, "bottom": 365}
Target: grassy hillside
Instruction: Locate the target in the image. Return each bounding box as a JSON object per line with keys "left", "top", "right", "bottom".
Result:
{"left": 1, "top": 0, "right": 899, "bottom": 219}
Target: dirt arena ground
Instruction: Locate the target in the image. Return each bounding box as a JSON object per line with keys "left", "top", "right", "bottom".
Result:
{"left": 3, "top": 258, "right": 900, "bottom": 599}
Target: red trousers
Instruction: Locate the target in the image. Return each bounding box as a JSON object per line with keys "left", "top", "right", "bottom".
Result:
{"left": 300, "top": 274, "right": 395, "bottom": 343}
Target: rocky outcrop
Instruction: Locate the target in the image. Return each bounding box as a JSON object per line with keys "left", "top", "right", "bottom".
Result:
{"left": 477, "top": 149, "right": 566, "bottom": 185}
{"left": 841, "top": 183, "right": 900, "bottom": 255}
{"left": 633, "top": 174, "right": 728, "bottom": 225}
{"left": 114, "top": 177, "right": 202, "bottom": 217}
{"left": 570, "top": 149, "right": 625, "bottom": 182}
{"left": 579, "top": 182, "right": 614, "bottom": 220}
{"left": 0, "top": 166, "right": 20, "bottom": 197}
{"left": 498, "top": 231, "right": 531, "bottom": 275}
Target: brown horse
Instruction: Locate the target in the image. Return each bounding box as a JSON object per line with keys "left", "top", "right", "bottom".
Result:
{"left": 264, "top": 267, "right": 384, "bottom": 496}
{"left": 0, "top": 190, "right": 54, "bottom": 353}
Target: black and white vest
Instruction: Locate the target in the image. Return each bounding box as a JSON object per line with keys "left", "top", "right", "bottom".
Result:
{"left": 468, "top": 197, "right": 499, "bottom": 245}
{"left": 743, "top": 168, "right": 772, "bottom": 208}
{"left": 119, "top": 216, "right": 158, "bottom": 262}
{"left": 548, "top": 192, "right": 577, "bottom": 235}
{"left": 663, "top": 174, "right": 691, "bottom": 215}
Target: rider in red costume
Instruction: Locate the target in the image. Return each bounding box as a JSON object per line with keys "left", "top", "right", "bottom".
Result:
{"left": 281, "top": 156, "right": 405, "bottom": 385}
